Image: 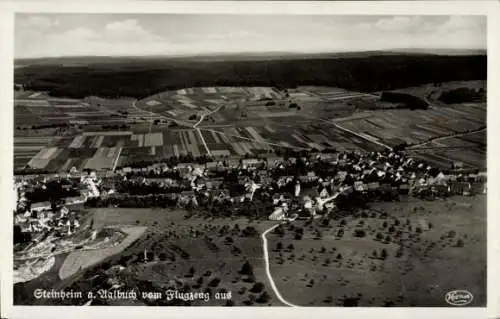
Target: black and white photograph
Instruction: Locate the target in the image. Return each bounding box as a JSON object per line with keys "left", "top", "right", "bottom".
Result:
{"left": 2, "top": 1, "right": 499, "bottom": 317}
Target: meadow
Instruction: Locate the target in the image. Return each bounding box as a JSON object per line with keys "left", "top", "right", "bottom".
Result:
{"left": 267, "top": 195, "right": 486, "bottom": 306}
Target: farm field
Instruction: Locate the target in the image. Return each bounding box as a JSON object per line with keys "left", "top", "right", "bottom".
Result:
{"left": 338, "top": 105, "right": 485, "bottom": 147}
{"left": 408, "top": 130, "right": 486, "bottom": 169}
{"left": 267, "top": 195, "right": 486, "bottom": 307}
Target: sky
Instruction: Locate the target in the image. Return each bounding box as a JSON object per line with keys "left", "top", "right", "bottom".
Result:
{"left": 14, "top": 14, "right": 486, "bottom": 58}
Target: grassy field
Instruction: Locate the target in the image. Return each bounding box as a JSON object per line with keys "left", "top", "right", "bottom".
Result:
{"left": 65, "top": 208, "right": 282, "bottom": 306}
{"left": 267, "top": 195, "right": 486, "bottom": 306}
{"left": 58, "top": 226, "right": 147, "bottom": 280}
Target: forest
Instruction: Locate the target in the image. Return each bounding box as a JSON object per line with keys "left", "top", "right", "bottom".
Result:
{"left": 15, "top": 54, "right": 486, "bottom": 99}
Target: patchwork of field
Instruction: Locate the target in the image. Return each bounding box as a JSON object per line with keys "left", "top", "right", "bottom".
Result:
{"left": 136, "top": 86, "right": 371, "bottom": 126}
{"left": 14, "top": 120, "right": 389, "bottom": 171}
{"left": 392, "top": 80, "right": 486, "bottom": 104}
{"left": 14, "top": 84, "right": 486, "bottom": 171}
{"left": 15, "top": 96, "right": 164, "bottom": 129}
{"left": 337, "top": 105, "right": 485, "bottom": 144}
{"left": 294, "top": 86, "right": 376, "bottom": 101}
{"left": 203, "top": 123, "right": 384, "bottom": 155}
{"left": 139, "top": 87, "right": 282, "bottom": 109}
{"left": 408, "top": 131, "right": 486, "bottom": 169}
{"left": 14, "top": 136, "right": 57, "bottom": 170}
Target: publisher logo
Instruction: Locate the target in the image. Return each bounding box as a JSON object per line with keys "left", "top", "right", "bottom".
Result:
{"left": 445, "top": 290, "right": 473, "bottom": 306}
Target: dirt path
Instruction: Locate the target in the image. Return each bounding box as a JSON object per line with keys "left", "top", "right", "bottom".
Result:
{"left": 261, "top": 223, "right": 301, "bottom": 307}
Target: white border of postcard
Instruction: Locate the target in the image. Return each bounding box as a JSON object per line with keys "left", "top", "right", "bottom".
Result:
{"left": 1, "top": 1, "right": 499, "bottom": 319}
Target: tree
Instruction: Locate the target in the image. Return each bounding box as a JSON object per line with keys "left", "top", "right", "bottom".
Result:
{"left": 375, "top": 232, "right": 383, "bottom": 241}
{"left": 380, "top": 249, "right": 388, "bottom": 260}
{"left": 276, "top": 242, "right": 283, "bottom": 251}
{"left": 256, "top": 291, "right": 271, "bottom": 304}
{"left": 337, "top": 253, "right": 343, "bottom": 260}
{"left": 158, "top": 252, "right": 168, "bottom": 261}
{"left": 353, "top": 229, "right": 366, "bottom": 238}
{"left": 240, "top": 260, "right": 254, "bottom": 276}
{"left": 250, "top": 282, "right": 265, "bottom": 293}
{"left": 14, "top": 225, "right": 31, "bottom": 244}
{"left": 287, "top": 243, "right": 295, "bottom": 251}
{"left": 343, "top": 297, "right": 359, "bottom": 307}
{"left": 196, "top": 276, "right": 204, "bottom": 285}
{"left": 188, "top": 266, "right": 196, "bottom": 275}
{"left": 372, "top": 250, "right": 378, "bottom": 259}
{"left": 456, "top": 239, "right": 465, "bottom": 247}
{"left": 208, "top": 277, "right": 221, "bottom": 287}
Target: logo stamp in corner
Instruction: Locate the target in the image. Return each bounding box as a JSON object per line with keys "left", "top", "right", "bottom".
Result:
{"left": 445, "top": 290, "right": 474, "bottom": 306}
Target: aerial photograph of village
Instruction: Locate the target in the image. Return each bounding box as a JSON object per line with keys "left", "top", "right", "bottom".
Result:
{"left": 12, "top": 13, "right": 486, "bottom": 307}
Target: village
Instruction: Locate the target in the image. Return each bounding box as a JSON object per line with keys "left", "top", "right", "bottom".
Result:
{"left": 14, "top": 148, "right": 487, "bottom": 245}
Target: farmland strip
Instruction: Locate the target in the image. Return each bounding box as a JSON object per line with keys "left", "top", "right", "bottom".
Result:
{"left": 69, "top": 136, "right": 86, "bottom": 148}
{"left": 187, "top": 130, "right": 198, "bottom": 146}
{"left": 173, "top": 144, "right": 180, "bottom": 158}
{"left": 61, "top": 159, "right": 74, "bottom": 172}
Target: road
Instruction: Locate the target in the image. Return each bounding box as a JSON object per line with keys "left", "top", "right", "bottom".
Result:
{"left": 261, "top": 223, "right": 301, "bottom": 307}
{"left": 305, "top": 113, "right": 392, "bottom": 151}
{"left": 131, "top": 100, "right": 193, "bottom": 128}
{"left": 200, "top": 127, "right": 309, "bottom": 151}
{"left": 407, "top": 127, "right": 486, "bottom": 150}
{"left": 193, "top": 105, "right": 223, "bottom": 129}
{"left": 193, "top": 105, "right": 224, "bottom": 156}
{"left": 260, "top": 188, "right": 350, "bottom": 307}
{"left": 332, "top": 122, "right": 393, "bottom": 151}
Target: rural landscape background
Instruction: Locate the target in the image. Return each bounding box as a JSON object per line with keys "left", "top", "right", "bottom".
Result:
{"left": 13, "top": 14, "right": 486, "bottom": 307}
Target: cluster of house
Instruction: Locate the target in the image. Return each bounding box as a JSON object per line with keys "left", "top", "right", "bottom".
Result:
{"left": 14, "top": 205, "right": 81, "bottom": 240}
{"left": 15, "top": 149, "right": 487, "bottom": 228}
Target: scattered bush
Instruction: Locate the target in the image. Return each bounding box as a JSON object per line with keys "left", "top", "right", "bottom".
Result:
{"left": 353, "top": 229, "right": 366, "bottom": 238}
{"left": 208, "top": 277, "right": 221, "bottom": 288}
{"left": 256, "top": 291, "right": 271, "bottom": 304}
{"left": 250, "top": 282, "right": 265, "bottom": 294}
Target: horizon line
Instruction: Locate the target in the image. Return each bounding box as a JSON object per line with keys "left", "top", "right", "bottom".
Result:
{"left": 14, "top": 47, "right": 487, "bottom": 61}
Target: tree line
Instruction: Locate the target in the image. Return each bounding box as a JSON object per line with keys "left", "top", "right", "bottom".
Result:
{"left": 15, "top": 54, "right": 486, "bottom": 99}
